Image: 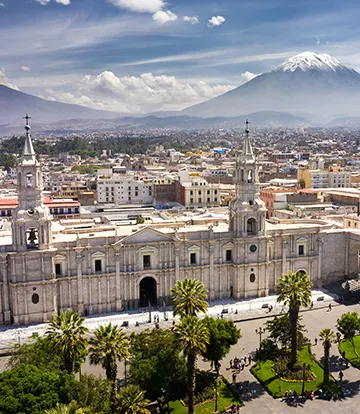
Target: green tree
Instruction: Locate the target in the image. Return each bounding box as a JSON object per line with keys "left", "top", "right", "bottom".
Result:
{"left": 89, "top": 323, "right": 130, "bottom": 383}
{"left": 319, "top": 328, "right": 336, "bottom": 389}
{"left": 8, "top": 334, "right": 62, "bottom": 370}
{"left": 176, "top": 316, "right": 210, "bottom": 414}
{"left": 46, "top": 309, "right": 89, "bottom": 374}
{"left": 129, "top": 329, "right": 187, "bottom": 403}
{"left": 136, "top": 215, "right": 145, "bottom": 224}
{"left": 75, "top": 374, "right": 112, "bottom": 414}
{"left": 0, "top": 364, "right": 76, "bottom": 414}
{"left": 337, "top": 312, "right": 360, "bottom": 357}
{"left": 45, "top": 401, "right": 85, "bottom": 414}
{"left": 265, "top": 314, "right": 307, "bottom": 349}
{"left": 276, "top": 271, "right": 312, "bottom": 367}
{"left": 171, "top": 278, "right": 208, "bottom": 318}
{"left": 201, "top": 317, "right": 241, "bottom": 374}
{"left": 115, "top": 385, "right": 150, "bottom": 414}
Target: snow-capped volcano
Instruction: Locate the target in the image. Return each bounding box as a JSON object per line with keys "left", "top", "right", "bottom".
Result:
{"left": 273, "top": 52, "right": 346, "bottom": 73}
{"left": 183, "top": 52, "right": 360, "bottom": 120}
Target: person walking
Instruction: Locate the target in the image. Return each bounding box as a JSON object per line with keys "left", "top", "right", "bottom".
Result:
{"left": 314, "top": 337, "right": 318, "bottom": 346}
{"left": 328, "top": 303, "right": 332, "bottom": 311}
{"left": 339, "top": 370, "right": 344, "bottom": 381}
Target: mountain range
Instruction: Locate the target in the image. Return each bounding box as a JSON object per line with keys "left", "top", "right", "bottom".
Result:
{"left": 2, "top": 52, "right": 360, "bottom": 132}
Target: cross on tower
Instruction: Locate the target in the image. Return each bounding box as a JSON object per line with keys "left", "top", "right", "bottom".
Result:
{"left": 23, "top": 114, "right": 31, "bottom": 125}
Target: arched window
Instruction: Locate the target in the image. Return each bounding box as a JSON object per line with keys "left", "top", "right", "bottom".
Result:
{"left": 247, "top": 170, "right": 253, "bottom": 183}
{"left": 247, "top": 218, "right": 256, "bottom": 235}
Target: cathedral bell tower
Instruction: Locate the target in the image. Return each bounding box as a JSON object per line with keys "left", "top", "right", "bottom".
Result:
{"left": 229, "top": 120, "right": 266, "bottom": 237}
{"left": 12, "top": 115, "right": 53, "bottom": 251}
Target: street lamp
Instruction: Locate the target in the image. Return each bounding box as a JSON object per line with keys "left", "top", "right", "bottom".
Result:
{"left": 301, "top": 363, "right": 311, "bottom": 396}
{"left": 255, "top": 327, "right": 266, "bottom": 350}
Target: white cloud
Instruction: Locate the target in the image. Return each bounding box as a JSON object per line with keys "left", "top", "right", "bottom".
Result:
{"left": 208, "top": 16, "right": 226, "bottom": 27}
{"left": 35, "top": 0, "right": 70, "bottom": 4}
{"left": 0, "top": 67, "right": 19, "bottom": 90}
{"left": 0, "top": 2, "right": 5, "bottom": 7}
{"left": 108, "top": 0, "right": 164, "bottom": 13}
{"left": 46, "top": 71, "right": 235, "bottom": 113}
{"left": 21, "top": 66, "right": 31, "bottom": 71}
{"left": 183, "top": 16, "right": 199, "bottom": 25}
{"left": 152, "top": 10, "right": 177, "bottom": 24}
{"left": 239, "top": 71, "right": 258, "bottom": 84}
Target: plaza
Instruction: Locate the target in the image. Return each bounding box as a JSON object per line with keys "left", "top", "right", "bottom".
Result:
{"left": 1, "top": 292, "right": 360, "bottom": 413}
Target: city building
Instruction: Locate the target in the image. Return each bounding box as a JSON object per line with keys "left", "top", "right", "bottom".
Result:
{"left": 0, "top": 121, "right": 358, "bottom": 326}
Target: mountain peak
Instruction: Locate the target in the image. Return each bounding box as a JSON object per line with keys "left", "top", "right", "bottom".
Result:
{"left": 273, "top": 52, "right": 346, "bottom": 73}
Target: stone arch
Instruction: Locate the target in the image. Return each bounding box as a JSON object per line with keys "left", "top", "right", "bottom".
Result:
{"left": 247, "top": 217, "right": 256, "bottom": 235}
{"left": 139, "top": 276, "right": 157, "bottom": 307}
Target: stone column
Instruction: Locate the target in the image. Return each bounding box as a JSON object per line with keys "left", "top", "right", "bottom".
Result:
{"left": 115, "top": 251, "right": 122, "bottom": 311}
{"left": 317, "top": 237, "right": 323, "bottom": 287}
{"left": 175, "top": 244, "right": 180, "bottom": 286}
{"left": 76, "top": 250, "right": 84, "bottom": 314}
{"left": 0, "top": 256, "right": 10, "bottom": 324}
{"left": 281, "top": 237, "right": 288, "bottom": 275}
{"left": 209, "top": 242, "right": 215, "bottom": 299}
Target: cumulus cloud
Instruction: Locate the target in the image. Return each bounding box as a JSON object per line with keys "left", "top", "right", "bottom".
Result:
{"left": 208, "top": 16, "right": 226, "bottom": 27}
{"left": 46, "top": 72, "right": 235, "bottom": 113}
{"left": 183, "top": 16, "right": 199, "bottom": 25}
{"left": 35, "top": 0, "right": 50, "bottom": 4}
{"left": 240, "top": 71, "right": 258, "bottom": 84}
{"left": 108, "top": 0, "right": 164, "bottom": 13}
{"left": 0, "top": 67, "right": 19, "bottom": 90}
{"left": 56, "top": 0, "right": 71, "bottom": 4}
{"left": 21, "top": 66, "right": 31, "bottom": 71}
{"left": 0, "top": 2, "right": 5, "bottom": 7}
{"left": 152, "top": 10, "right": 177, "bottom": 24}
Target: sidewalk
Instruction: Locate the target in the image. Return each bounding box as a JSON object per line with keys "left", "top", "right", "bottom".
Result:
{"left": 0, "top": 289, "right": 336, "bottom": 353}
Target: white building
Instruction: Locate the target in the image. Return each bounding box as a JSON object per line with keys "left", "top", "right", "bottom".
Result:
{"left": 97, "top": 169, "right": 154, "bottom": 204}
{"left": 0, "top": 121, "right": 359, "bottom": 326}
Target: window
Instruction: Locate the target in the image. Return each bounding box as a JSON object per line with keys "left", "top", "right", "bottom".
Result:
{"left": 247, "top": 218, "right": 256, "bottom": 235}
{"left": 250, "top": 244, "right": 257, "bottom": 253}
{"left": 250, "top": 273, "right": 256, "bottom": 283}
{"left": 207, "top": 190, "right": 210, "bottom": 195}
{"left": 298, "top": 245, "right": 304, "bottom": 256}
{"left": 95, "top": 259, "right": 102, "bottom": 272}
{"left": 226, "top": 249, "right": 232, "bottom": 262}
{"left": 207, "top": 198, "right": 210, "bottom": 203}
{"left": 143, "top": 255, "right": 151, "bottom": 269}
{"left": 190, "top": 253, "right": 197, "bottom": 265}
{"left": 55, "top": 263, "right": 62, "bottom": 276}
{"left": 214, "top": 190, "right": 218, "bottom": 195}
{"left": 198, "top": 198, "right": 202, "bottom": 203}
{"left": 190, "top": 198, "right": 194, "bottom": 203}
{"left": 190, "top": 190, "right": 193, "bottom": 195}
{"left": 32, "top": 293, "right": 39, "bottom": 304}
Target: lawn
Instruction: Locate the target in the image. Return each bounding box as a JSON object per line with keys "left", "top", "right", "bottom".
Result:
{"left": 169, "top": 379, "right": 242, "bottom": 413}
{"left": 339, "top": 335, "right": 360, "bottom": 370}
{"left": 251, "top": 346, "right": 338, "bottom": 398}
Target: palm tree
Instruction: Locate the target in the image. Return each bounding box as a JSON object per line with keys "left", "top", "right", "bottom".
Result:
{"left": 171, "top": 278, "right": 208, "bottom": 318}
{"left": 276, "top": 271, "right": 312, "bottom": 367}
{"left": 319, "top": 328, "right": 336, "bottom": 389}
{"left": 89, "top": 323, "right": 130, "bottom": 384}
{"left": 176, "top": 316, "right": 210, "bottom": 414}
{"left": 46, "top": 309, "right": 89, "bottom": 374}
{"left": 115, "top": 385, "right": 150, "bottom": 414}
{"left": 44, "top": 401, "right": 85, "bottom": 414}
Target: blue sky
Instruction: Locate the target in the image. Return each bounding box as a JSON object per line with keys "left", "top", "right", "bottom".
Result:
{"left": 1, "top": 0, "right": 360, "bottom": 113}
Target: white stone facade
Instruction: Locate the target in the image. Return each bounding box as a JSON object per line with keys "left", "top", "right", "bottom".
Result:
{"left": 0, "top": 125, "right": 359, "bottom": 326}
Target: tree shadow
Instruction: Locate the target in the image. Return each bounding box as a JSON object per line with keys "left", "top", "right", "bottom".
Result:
{"left": 319, "top": 354, "right": 348, "bottom": 373}
{"left": 280, "top": 395, "right": 306, "bottom": 408}
{"left": 233, "top": 379, "right": 266, "bottom": 402}
{"left": 339, "top": 379, "right": 360, "bottom": 398}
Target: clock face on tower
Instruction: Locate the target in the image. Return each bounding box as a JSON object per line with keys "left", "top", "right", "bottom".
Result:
{"left": 27, "top": 208, "right": 35, "bottom": 216}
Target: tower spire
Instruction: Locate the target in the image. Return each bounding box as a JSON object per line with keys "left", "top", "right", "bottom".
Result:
{"left": 21, "top": 114, "right": 37, "bottom": 165}
{"left": 242, "top": 119, "right": 254, "bottom": 161}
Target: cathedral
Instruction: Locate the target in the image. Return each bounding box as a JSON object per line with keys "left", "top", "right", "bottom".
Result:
{"left": 0, "top": 121, "right": 358, "bottom": 325}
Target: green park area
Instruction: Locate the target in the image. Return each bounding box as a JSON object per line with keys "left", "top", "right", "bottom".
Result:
{"left": 169, "top": 379, "right": 242, "bottom": 414}
{"left": 251, "top": 346, "right": 338, "bottom": 398}
{"left": 339, "top": 336, "right": 360, "bottom": 370}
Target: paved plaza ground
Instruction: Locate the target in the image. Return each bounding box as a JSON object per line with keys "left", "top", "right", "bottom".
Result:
{"left": 0, "top": 291, "right": 360, "bottom": 413}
